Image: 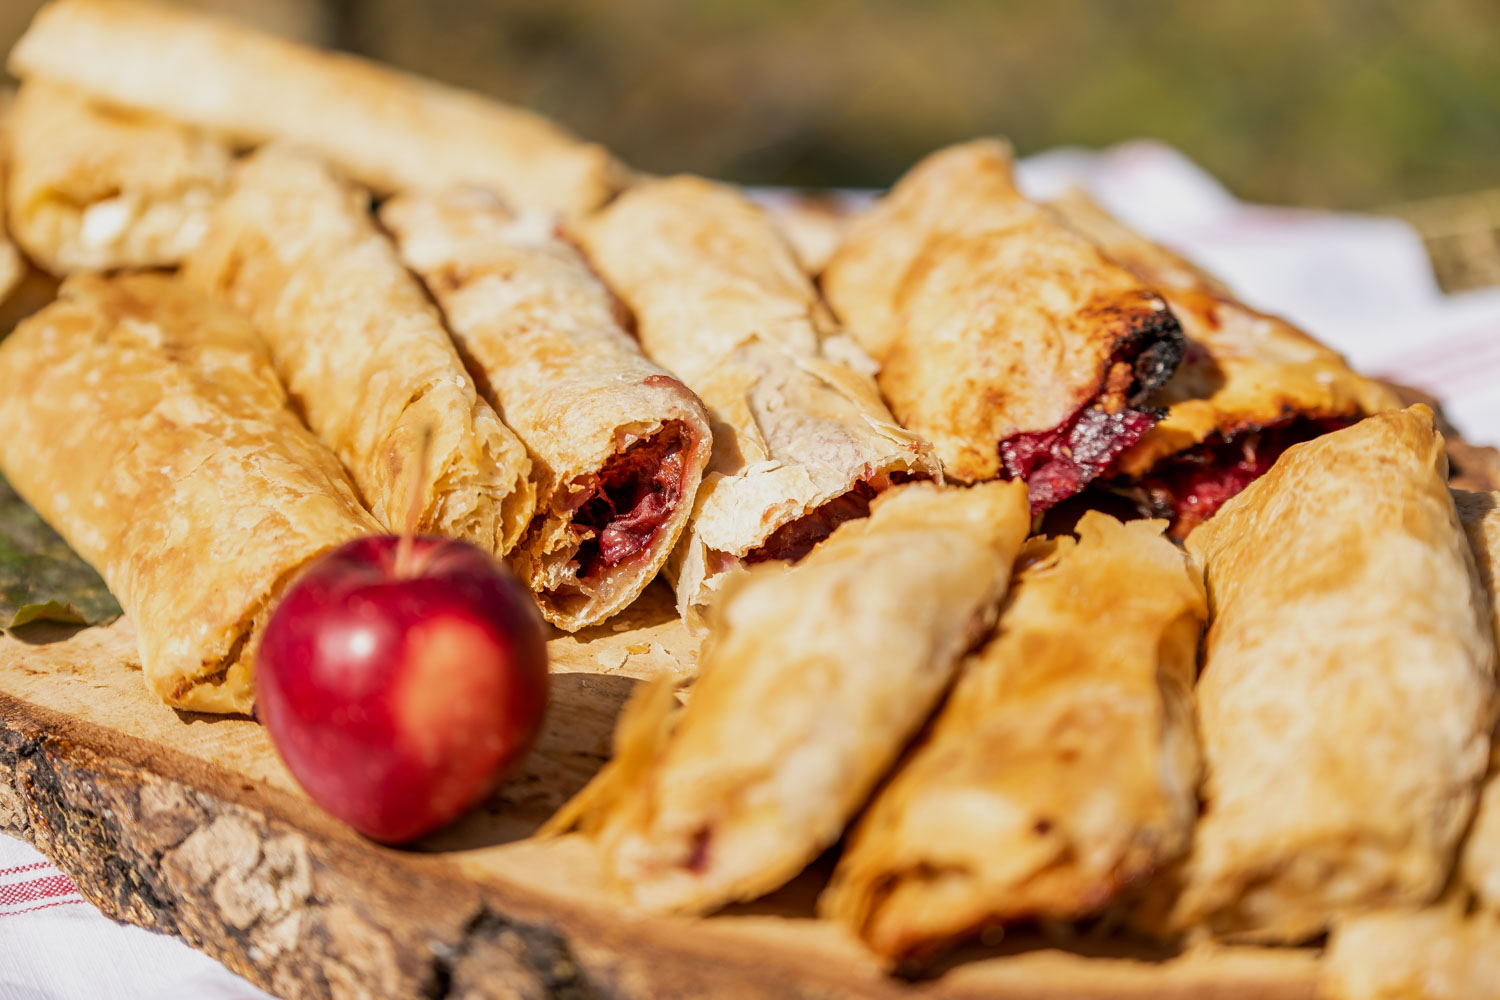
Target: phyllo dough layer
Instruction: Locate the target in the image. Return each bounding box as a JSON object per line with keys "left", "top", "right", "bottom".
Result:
{"left": 1324, "top": 905, "right": 1500, "bottom": 1000}
{"left": 578, "top": 175, "right": 940, "bottom": 617}
{"left": 9, "top": 0, "right": 623, "bottom": 216}
{"left": 7, "top": 79, "right": 230, "bottom": 274}
{"left": 0, "top": 274, "right": 380, "bottom": 713}
{"left": 1051, "top": 190, "right": 1398, "bottom": 536}
{"left": 1168, "top": 406, "right": 1495, "bottom": 942}
{"left": 821, "top": 139, "right": 1185, "bottom": 510}
{"left": 381, "top": 189, "right": 713, "bottom": 630}
{"left": 1454, "top": 490, "right": 1500, "bottom": 912}
{"left": 548, "top": 481, "right": 1031, "bottom": 914}
{"left": 0, "top": 91, "right": 23, "bottom": 304}
{"left": 825, "top": 512, "right": 1205, "bottom": 962}
{"left": 185, "top": 145, "right": 536, "bottom": 557}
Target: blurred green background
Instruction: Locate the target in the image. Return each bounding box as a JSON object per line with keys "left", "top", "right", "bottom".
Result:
{"left": 3, "top": 0, "right": 1497, "bottom": 209}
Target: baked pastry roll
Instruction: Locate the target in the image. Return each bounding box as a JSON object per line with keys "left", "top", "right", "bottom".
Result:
{"left": 578, "top": 176, "right": 940, "bottom": 616}
{"left": 0, "top": 274, "right": 380, "bottom": 713}
{"left": 1332, "top": 497, "right": 1500, "bottom": 996}
{"left": 1050, "top": 190, "right": 1399, "bottom": 537}
{"left": 1456, "top": 489, "right": 1500, "bottom": 675}
{"left": 548, "top": 481, "right": 1031, "bottom": 913}
{"left": 0, "top": 90, "right": 24, "bottom": 305}
{"left": 1168, "top": 406, "right": 1495, "bottom": 942}
{"left": 7, "top": 80, "right": 231, "bottom": 274}
{"left": 1324, "top": 905, "right": 1500, "bottom": 1000}
{"left": 1454, "top": 490, "right": 1500, "bottom": 911}
{"left": 820, "top": 139, "right": 1184, "bottom": 511}
{"left": 824, "top": 512, "right": 1205, "bottom": 962}
{"left": 184, "top": 146, "right": 535, "bottom": 556}
{"left": 380, "top": 189, "right": 713, "bottom": 631}
{"left": 10, "top": 0, "right": 622, "bottom": 217}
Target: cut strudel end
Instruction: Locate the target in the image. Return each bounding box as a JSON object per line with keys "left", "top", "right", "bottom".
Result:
{"left": 821, "top": 140, "right": 1185, "bottom": 511}
{"left": 1050, "top": 189, "right": 1399, "bottom": 536}
{"left": 578, "top": 175, "right": 939, "bottom": 618}
{"left": 381, "top": 189, "right": 712, "bottom": 630}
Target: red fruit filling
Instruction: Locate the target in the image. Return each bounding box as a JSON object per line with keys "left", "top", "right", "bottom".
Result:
{"left": 745, "top": 481, "right": 880, "bottom": 565}
{"left": 572, "top": 425, "right": 688, "bottom": 577}
{"left": 997, "top": 315, "right": 1184, "bottom": 513}
{"left": 745, "top": 469, "right": 931, "bottom": 565}
{"left": 1135, "top": 416, "right": 1351, "bottom": 537}
{"left": 1001, "top": 405, "right": 1160, "bottom": 514}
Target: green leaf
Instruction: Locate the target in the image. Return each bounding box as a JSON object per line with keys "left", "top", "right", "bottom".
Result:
{"left": 8, "top": 600, "right": 87, "bottom": 628}
{"left": 0, "top": 472, "right": 121, "bottom": 630}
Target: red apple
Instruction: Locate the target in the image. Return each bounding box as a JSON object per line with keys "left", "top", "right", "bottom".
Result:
{"left": 256, "top": 535, "right": 548, "bottom": 843}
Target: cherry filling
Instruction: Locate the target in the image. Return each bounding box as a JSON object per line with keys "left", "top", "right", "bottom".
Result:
{"left": 745, "top": 481, "right": 880, "bottom": 565}
{"left": 1134, "top": 416, "right": 1351, "bottom": 537}
{"left": 998, "top": 322, "right": 1184, "bottom": 513}
{"left": 1001, "top": 405, "right": 1160, "bottom": 514}
{"left": 572, "top": 426, "right": 687, "bottom": 579}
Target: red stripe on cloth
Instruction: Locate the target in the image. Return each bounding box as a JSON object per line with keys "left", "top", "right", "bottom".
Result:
{"left": 0, "top": 898, "right": 88, "bottom": 918}
{"left": 0, "top": 874, "right": 80, "bottom": 908}
{"left": 1377, "top": 353, "right": 1500, "bottom": 399}
{"left": 0, "top": 862, "right": 54, "bottom": 877}
{"left": 1375, "top": 326, "right": 1500, "bottom": 390}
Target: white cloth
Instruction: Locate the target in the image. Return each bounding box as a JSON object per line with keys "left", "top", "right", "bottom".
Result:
{"left": 2, "top": 141, "right": 1497, "bottom": 999}
{"left": 0, "top": 838, "right": 273, "bottom": 999}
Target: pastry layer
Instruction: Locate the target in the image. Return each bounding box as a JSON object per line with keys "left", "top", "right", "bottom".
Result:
{"left": 578, "top": 175, "right": 940, "bottom": 617}
{"left": 7, "top": 80, "right": 230, "bottom": 273}
{"left": 0, "top": 274, "right": 380, "bottom": 713}
{"left": 547, "top": 482, "right": 1031, "bottom": 914}
{"left": 821, "top": 139, "right": 1185, "bottom": 508}
{"left": 185, "top": 146, "right": 535, "bottom": 556}
{"left": 1166, "top": 406, "right": 1495, "bottom": 942}
{"left": 10, "top": 0, "right": 623, "bottom": 216}
{"left": 825, "top": 513, "right": 1205, "bottom": 963}
{"left": 382, "top": 189, "right": 712, "bottom": 629}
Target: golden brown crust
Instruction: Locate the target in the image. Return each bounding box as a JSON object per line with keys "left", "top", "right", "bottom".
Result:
{"left": 1049, "top": 190, "right": 1399, "bottom": 479}
{"left": 824, "top": 513, "right": 1205, "bottom": 962}
{"left": 380, "top": 189, "right": 713, "bottom": 630}
{"left": 577, "top": 175, "right": 940, "bottom": 617}
{"left": 548, "top": 482, "right": 1031, "bottom": 914}
{"left": 184, "top": 145, "right": 536, "bottom": 556}
{"left": 821, "top": 140, "right": 1183, "bottom": 483}
{"left": 6, "top": 80, "right": 230, "bottom": 274}
{"left": 0, "top": 90, "right": 25, "bottom": 303}
{"left": 1323, "top": 905, "right": 1500, "bottom": 1000}
{"left": 1169, "top": 407, "right": 1495, "bottom": 942}
{"left": 1454, "top": 490, "right": 1500, "bottom": 912}
{"left": 10, "top": 0, "right": 623, "bottom": 216}
{"left": 0, "top": 274, "right": 380, "bottom": 712}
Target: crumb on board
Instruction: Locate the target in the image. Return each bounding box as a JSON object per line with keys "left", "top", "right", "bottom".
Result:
{"left": 594, "top": 647, "right": 628, "bottom": 671}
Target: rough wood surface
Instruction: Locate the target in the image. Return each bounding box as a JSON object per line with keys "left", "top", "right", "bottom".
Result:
{"left": 0, "top": 408, "right": 1492, "bottom": 999}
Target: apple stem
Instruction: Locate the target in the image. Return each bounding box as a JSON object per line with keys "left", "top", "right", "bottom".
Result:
{"left": 393, "top": 426, "right": 434, "bottom": 580}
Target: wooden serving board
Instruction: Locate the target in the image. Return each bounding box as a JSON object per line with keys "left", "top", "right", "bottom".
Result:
{"left": 0, "top": 389, "right": 1493, "bottom": 1000}
{"left": 0, "top": 589, "right": 1317, "bottom": 1000}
